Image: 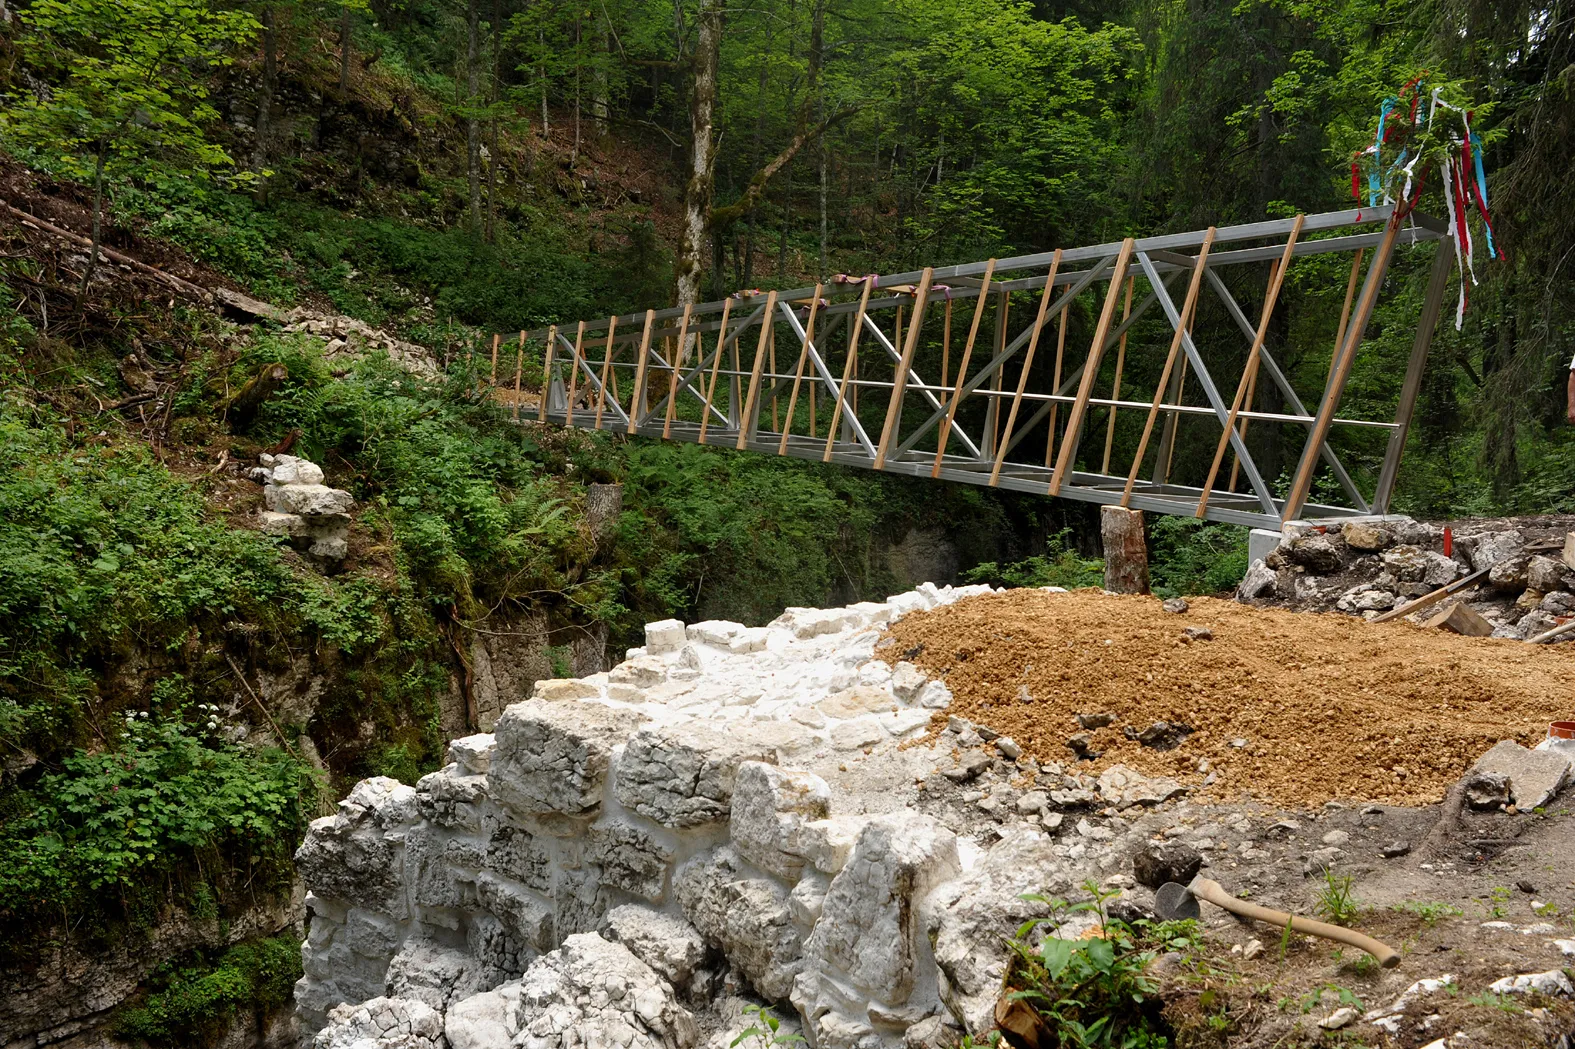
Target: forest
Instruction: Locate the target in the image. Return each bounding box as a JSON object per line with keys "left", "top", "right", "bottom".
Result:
{"left": 0, "top": 0, "right": 1571, "bottom": 1042}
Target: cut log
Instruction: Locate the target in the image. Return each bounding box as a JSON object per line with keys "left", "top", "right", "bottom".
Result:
{"left": 1420, "top": 601, "right": 1494, "bottom": 637}
{"left": 1101, "top": 505, "right": 1150, "bottom": 595}
{"left": 1562, "top": 532, "right": 1575, "bottom": 572}
{"left": 223, "top": 362, "right": 289, "bottom": 430}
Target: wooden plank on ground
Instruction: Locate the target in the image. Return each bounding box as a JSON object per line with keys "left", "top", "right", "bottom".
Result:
{"left": 1420, "top": 601, "right": 1495, "bottom": 637}
{"left": 1370, "top": 567, "right": 1490, "bottom": 623}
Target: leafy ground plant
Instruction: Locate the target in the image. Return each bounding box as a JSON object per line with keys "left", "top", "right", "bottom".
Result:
{"left": 730, "top": 1005, "right": 805, "bottom": 1049}
{"left": 1002, "top": 882, "right": 1199, "bottom": 1048}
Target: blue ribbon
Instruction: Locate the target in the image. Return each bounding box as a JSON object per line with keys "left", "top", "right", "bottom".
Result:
{"left": 1470, "top": 133, "right": 1497, "bottom": 259}
{"left": 1369, "top": 98, "right": 1393, "bottom": 207}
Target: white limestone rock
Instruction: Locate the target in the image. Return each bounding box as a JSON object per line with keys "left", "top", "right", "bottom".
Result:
{"left": 490, "top": 700, "right": 646, "bottom": 821}
{"left": 384, "top": 940, "right": 492, "bottom": 1014}
{"left": 674, "top": 847, "right": 803, "bottom": 1000}
{"left": 315, "top": 997, "right": 444, "bottom": 1049}
{"left": 447, "top": 935, "right": 698, "bottom": 1049}
{"left": 260, "top": 509, "right": 309, "bottom": 537}
{"left": 731, "top": 762, "right": 832, "bottom": 880}
{"left": 531, "top": 679, "right": 601, "bottom": 702}
{"left": 601, "top": 904, "right": 709, "bottom": 989}
{"left": 447, "top": 733, "right": 496, "bottom": 775}
{"left": 266, "top": 482, "right": 355, "bottom": 518}
{"left": 1487, "top": 970, "right": 1573, "bottom": 997}
{"left": 586, "top": 820, "right": 676, "bottom": 902}
{"left": 1236, "top": 559, "right": 1277, "bottom": 600}
{"left": 729, "top": 627, "right": 772, "bottom": 653}
{"left": 927, "top": 827, "right": 1076, "bottom": 1034}
{"left": 610, "top": 657, "right": 669, "bottom": 687}
{"left": 830, "top": 716, "right": 886, "bottom": 751}
{"left": 688, "top": 620, "right": 746, "bottom": 646}
{"left": 916, "top": 681, "right": 953, "bottom": 710}
{"left": 819, "top": 686, "right": 896, "bottom": 719}
{"left": 615, "top": 724, "right": 777, "bottom": 828}
{"left": 296, "top": 777, "right": 417, "bottom": 916}
{"left": 646, "top": 619, "right": 687, "bottom": 655}
{"left": 802, "top": 814, "right": 961, "bottom": 1006}
{"left": 269, "top": 454, "right": 326, "bottom": 486}
{"left": 889, "top": 662, "right": 928, "bottom": 703}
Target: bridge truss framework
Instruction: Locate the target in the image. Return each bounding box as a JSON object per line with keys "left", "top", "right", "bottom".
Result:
{"left": 493, "top": 205, "right": 1453, "bottom": 530}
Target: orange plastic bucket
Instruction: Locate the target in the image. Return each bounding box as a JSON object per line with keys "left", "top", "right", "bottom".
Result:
{"left": 1549, "top": 722, "right": 1575, "bottom": 741}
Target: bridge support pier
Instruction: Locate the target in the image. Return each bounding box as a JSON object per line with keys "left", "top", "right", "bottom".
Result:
{"left": 1101, "top": 506, "right": 1150, "bottom": 595}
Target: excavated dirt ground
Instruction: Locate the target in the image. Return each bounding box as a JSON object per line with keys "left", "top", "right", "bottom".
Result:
{"left": 883, "top": 589, "right": 1573, "bottom": 807}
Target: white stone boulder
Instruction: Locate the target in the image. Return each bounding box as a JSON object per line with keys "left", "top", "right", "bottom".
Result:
{"left": 616, "top": 724, "right": 777, "bottom": 828}
{"left": 315, "top": 997, "right": 444, "bottom": 1049}
{"left": 601, "top": 904, "right": 709, "bottom": 990}
{"left": 490, "top": 700, "right": 645, "bottom": 822}
{"left": 731, "top": 763, "right": 832, "bottom": 880}
{"left": 266, "top": 482, "right": 355, "bottom": 518}
{"left": 645, "top": 619, "right": 687, "bottom": 655}
{"left": 926, "top": 827, "right": 1075, "bottom": 1034}
{"left": 801, "top": 814, "right": 960, "bottom": 1008}
{"left": 675, "top": 847, "right": 803, "bottom": 1000}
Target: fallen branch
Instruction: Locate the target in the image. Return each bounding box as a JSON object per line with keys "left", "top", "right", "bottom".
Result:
{"left": 0, "top": 198, "right": 211, "bottom": 299}
{"left": 224, "top": 652, "right": 288, "bottom": 745}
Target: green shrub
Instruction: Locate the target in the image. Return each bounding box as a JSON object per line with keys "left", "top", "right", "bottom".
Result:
{"left": 962, "top": 529, "right": 1105, "bottom": 590}
{"left": 1147, "top": 516, "right": 1249, "bottom": 596}
{"left": 113, "top": 935, "right": 303, "bottom": 1046}
{"left": 0, "top": 712, "right": 312, "bottom": 946}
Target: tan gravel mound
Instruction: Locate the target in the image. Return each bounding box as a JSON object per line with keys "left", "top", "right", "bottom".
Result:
{"left": 882, "top": 588, "right": 1573, "bottom": 807}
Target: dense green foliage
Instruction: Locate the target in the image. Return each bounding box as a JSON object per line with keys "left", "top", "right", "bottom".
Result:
{"left": 113, "top": 935, "right": 303, "bottom": 1045}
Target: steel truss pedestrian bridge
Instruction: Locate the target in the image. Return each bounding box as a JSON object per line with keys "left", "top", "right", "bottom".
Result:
{"left": 486, "top": 205, "right": 1453, "bottom": 529}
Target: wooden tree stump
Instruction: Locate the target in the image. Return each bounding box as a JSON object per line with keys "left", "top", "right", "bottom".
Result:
{"left": 1101, "top": 505, "right": 1150, "bottom": 594}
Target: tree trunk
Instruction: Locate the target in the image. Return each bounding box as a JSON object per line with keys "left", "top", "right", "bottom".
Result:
{"left": 539, "top": 25, "right": 550, "bottom": 137}
{"left": 484, "top": 0, "right": 501, "bottom": 242}
{"left": 252, "top": 5, "right": 277, "bottom": 202}
{"left": 591, "top": 11, "right": 610, "bottom": 139}
{"left": 339, "top": 6, "right": 352, "bottom": 91}
{"left": 675, "top": 0, "right": 721, "bottom": 307}
{"left": 812, "top": 0, "right": 827, "bottom": 277}
{"left": 572, "top": 15, "right": 582, "bottom": 165}
{"left": 1100, "top": 506, "right": 1150, "bottom": 595}
{"left": 466, "top": 0, "right": 482, "bottom": 230}
{"left": 79, "top": 147, "right": 106, "bottom": 298}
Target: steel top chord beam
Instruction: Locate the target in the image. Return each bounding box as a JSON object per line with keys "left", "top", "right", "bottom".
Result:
{"left": 493, "top": 207, "right": 1451, "bottom": 531}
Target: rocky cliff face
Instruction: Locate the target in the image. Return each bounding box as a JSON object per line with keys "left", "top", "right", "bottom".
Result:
{"left": 292, "top": 583, "right": 1203, "bottom": 1049}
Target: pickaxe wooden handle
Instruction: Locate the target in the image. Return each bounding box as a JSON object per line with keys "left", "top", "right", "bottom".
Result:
{"left": 1187, "top": 876, "right": 1401, "bottom": 968}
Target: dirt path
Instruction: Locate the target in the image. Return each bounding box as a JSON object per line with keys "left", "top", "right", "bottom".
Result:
{"left": 883, "top": 589, "right": 1573, "bottom": 807}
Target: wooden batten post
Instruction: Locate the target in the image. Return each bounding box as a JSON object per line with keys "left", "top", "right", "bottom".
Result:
{"left": 1045, "top": 305, "right": 1068, "bottom": 467}
{"left": 1101, "top": 276, "right": 1134, "bottom": 474}
{"left": 780, "top": 286, "right": 823, "bottom": 455}
{"left": 1330, "top": 248, "right": 1365, "bottom": 384}
{"left": 698, "top": 299, "right": 733, "bottom": 445}
{"left": 989, "top": 251, "right": 1062, "bottom": 485}
{"left": 512, "top": 331, "right": 525, "bottom": 422}
{"left": 824, "top": 275, "right": 874, "bottom": 462}
{"left": 1122, "top": 230, "right": 1216, "bottom": 506}
{"left": 628, "top": 310, "right": 656, "bottom": 434}
{"left": 565, "top": 321, "right": 587, "bottom": 427}
{"left": 1196, "top": 215, "right": 1304, "bottom": 516}
{"left": 1050, "top": 238, "right": 1136, "bottom": 495}
{"left": 737, "top": 291, "right": 780, "bottom": 450}
{"left": 490, "top": 332, "right": 500, "bottom": 386}
{"left": 875, "top": 268, "right": 934, "bottom": 469}
{"left": 593, "top": 315, "right": 619, "bottom": 429}
{"left": 931, "top": 260, "right": 996, "bottom": 477}
{"left": 538, "top": 324, "right": 558, "bottom": 423}
{"left": 1101, "top": 505, "right": 1150, "bottom": 595}
{"left": 940, "top": 297, "right": 953, "bottom": 408}
{"left": 1284, "top": 215, "right": 1401, "bottom": 521}
{"left": 663, "top": 304, "right": 694, "bottom": 440}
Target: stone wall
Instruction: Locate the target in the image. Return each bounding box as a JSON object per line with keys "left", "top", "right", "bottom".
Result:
{"left": 293, "top": 582, "right": 1090, "bottom": 1049}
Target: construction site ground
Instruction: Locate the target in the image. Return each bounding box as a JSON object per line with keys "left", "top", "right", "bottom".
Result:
{"left": 876, "top": 589, "right": 1575, "bottom": 1048}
